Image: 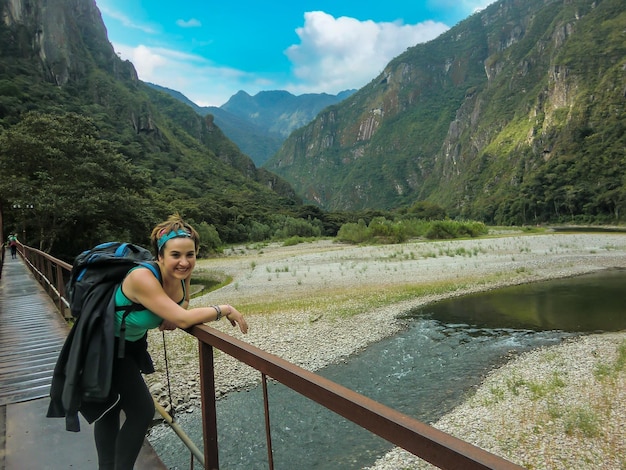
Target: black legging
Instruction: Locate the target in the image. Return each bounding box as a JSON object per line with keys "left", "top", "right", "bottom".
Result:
{"left": 94, "top": 351, "right": 154, "bottom": 470}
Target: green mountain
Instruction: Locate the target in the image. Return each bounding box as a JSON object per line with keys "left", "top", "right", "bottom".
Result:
{"left": 265, "top": 0, "right": 626, "bottom": 225}
{"left": 221, "top": 89, "right": 356, "bottom": 139}
{"left": 219, "top": 90, "right": 355, "bottom": 166}
{"left": 146, "top": 84, "right": 285, "bottom": 167}
{"left": 149, "top": 84, "right": 355, "bottom": 167}
{"left": 0, "top": 0, "right": 300, "bottom": 256}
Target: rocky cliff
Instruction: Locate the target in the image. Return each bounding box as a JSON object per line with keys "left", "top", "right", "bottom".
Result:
{"left": 2, "top": 0, "right": 135, "bottom": 84}
{"left": 265, "top": 0, "right": 626, "bottom": 224}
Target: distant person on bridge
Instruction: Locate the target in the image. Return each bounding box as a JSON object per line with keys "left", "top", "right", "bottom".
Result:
{"left": 93, "top": 214, "right": 249, "bottom": 470}
{"left": 8, "top": 234, "right": 17, "bottom": 259}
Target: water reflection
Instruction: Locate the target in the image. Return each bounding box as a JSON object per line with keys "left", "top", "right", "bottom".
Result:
{"left": 150, "top": 269, "right": 626, "bottom": 469}
{"left": 407, "top": 268, "right": 626, "bottom": 332}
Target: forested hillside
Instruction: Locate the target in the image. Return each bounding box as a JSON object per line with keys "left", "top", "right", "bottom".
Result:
{"left": 265, "top": 0, "right": 626, "bottom": 225}
{"left": 0, "top": 0, "right": 300, "bottom": 259}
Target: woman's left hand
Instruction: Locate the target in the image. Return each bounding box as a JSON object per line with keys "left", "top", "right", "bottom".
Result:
{"left": 225, "top": 305, "right": 248, "bottom": 334}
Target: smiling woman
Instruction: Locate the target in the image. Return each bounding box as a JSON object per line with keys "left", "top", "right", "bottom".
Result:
{"left": 86, "top": 213, "right": 248, "bottom": 470}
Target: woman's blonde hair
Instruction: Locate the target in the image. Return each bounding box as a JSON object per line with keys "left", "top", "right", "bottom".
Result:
{"left": 150, "top": 214, "right": 200, "bottom": 256}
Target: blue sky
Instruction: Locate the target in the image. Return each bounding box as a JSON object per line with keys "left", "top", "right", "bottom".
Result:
{"left": 95, "top": 1, "right": 496, "bottom": 107}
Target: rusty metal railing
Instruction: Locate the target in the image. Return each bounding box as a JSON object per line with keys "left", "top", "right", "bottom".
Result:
{"left": 18, "top": 243, "right": 523, "bottom": 470}
{"left": 15, "top": 241, "right": 72, "bottom": 318}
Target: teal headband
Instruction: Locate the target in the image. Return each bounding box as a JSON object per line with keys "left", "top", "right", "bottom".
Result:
{"left": 157, "top": 229, "right": 191, "bottom": 251}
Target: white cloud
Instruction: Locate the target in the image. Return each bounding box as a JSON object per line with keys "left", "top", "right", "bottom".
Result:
{"left": 112, "top": 42, "right": 255, "bottom": 106}
{"left": 427, "top": 0, "right": 497, "bottom": 15}
{"left": 176, "top": 18, "right": 202, "bottom": 28}
{"left": 464, "top": 0, "right": 497, "bottom": 14}
{"left": 115, "top": 44, "right": 168, "bottom": 77}
{"left": 97, "top": 4, "right": 158, "bottom": 34}
{"left": 284, "top": 11, "right": 449, "bottom": 95}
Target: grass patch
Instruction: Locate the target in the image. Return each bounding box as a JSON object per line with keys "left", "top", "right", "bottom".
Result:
{"left": 506, "top": 374, "right": 527, "bottom": 396}
{"left": 487, "top": 385, "right": 506, "bottom": 404}
{"left": 563, "top": 406, "right": 601, "bottom": 438}
{"left": 503, "top": 371, "right": 566, "bottom": 400}
{"left": 526, "top": 373, "right": 566, "bottom": 400}
{"left": 234, "top": 272, "right": 515, "bottom": 318}
{"left": 593, "top": 339, "right": 626, "bottom": 381}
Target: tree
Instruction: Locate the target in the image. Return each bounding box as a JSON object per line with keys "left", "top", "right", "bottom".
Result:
{"left": 406, "top": 200, "right": 447, "bottom": 220}
{"left": 0, "top": 112, "right": 154, "bottom": 258}
{"left": 196, "top": 221, "right": 222, "bottom": 255}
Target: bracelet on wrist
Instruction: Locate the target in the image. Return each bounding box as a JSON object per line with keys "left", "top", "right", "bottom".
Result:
{"left": 212, "top": 305, "right": 222, "bottom": 321}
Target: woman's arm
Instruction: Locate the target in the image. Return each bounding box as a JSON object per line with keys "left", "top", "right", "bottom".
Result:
{"left": 124, "top": 268, "right": 248, "bottom": 333}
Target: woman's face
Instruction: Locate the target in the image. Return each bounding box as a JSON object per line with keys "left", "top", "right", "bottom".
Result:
{"left": 159, "top": 237, "right": 196, "bottom": 279}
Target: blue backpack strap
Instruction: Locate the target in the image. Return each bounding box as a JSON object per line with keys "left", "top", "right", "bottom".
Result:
{"left": 114, "top": 242, "right": 130, "bottom": 256}
{"left": 137, "top": 261, "right": 161, "bottom": 282}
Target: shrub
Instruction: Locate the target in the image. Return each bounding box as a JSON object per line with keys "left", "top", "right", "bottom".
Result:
{"left": 337, "top": 218, "right": 488, "bottom": 244}
{"left": 273, "top": 216, "right": 322, "bottom": 239}
{"left": 248, "top": 220, "right": 271, "bottom": 242}
{"left": 283, "top": 236, "right": 305, "bottom": 246}
{"left": 337, "top": 219, "right": 369, "bottom": 243}
{"left": 457, "top": 221, "right": 488, "bottom": 237}
{"left": 368, "top": 217, "right": 407, "bottom": 243}
{"left": 425, "top": 220, "right": 459, "bottom": 239}
{"left": 425, "top": 220, "right": 488, "bottom": 239}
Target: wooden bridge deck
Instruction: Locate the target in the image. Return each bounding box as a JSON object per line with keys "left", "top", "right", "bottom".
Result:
{"left": 0, "top": 254, "right": 166, "bottom": 469}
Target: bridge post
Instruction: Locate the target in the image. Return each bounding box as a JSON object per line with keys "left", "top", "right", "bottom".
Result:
{"left": 198, "top": 341, "right": 219, "bottom": 469}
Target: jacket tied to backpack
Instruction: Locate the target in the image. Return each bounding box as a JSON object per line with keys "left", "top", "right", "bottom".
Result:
{"left": 46, "top": 242, "right": 160, "bottom": 432}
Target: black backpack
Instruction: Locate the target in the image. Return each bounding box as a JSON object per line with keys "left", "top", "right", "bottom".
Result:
{"left": 66, "top": 241, "right": 161, "bottom": 355}
{"left": 49, "top": 242, "right": 161, "bottom": 431}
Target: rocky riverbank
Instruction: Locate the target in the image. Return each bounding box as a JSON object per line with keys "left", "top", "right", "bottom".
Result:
{"left": 367, "top": 332, "right": 626, "bottom": 470}
{"left": 145, "top": 232, "right": 626, "bottom": 468}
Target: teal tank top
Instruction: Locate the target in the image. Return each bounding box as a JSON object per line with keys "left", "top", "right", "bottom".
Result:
{"left": 114, "top": 267, "right": 186, "bottom": 342}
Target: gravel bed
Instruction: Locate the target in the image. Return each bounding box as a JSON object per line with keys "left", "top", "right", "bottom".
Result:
{"left": 145, "top": 232, "right": 626, "bottom": 468}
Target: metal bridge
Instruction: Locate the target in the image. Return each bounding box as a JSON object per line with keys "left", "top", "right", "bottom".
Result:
{"left": 0, "top": 254, "right": 165, "bottom": 469}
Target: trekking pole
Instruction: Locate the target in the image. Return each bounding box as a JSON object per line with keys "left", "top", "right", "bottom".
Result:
{"left": 153, "top": 398, "right": 205, "bottom": 467}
